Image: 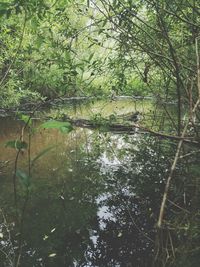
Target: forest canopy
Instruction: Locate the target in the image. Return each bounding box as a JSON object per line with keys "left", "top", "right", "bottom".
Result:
{"left": 0, "top": 0, "right": 199, "bottom": 107}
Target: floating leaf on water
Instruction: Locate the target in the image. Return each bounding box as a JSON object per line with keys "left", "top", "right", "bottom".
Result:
{"left": 43, "top": 235, "right": 48, "bottom": 240}
{"left": 48, "top": 253, "right": 56, "bottom": 257}
{"left": 117, "top": 232, "right": 122, "bottom": 237}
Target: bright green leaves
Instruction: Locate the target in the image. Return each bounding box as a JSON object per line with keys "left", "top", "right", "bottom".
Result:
{"left": 5, "top": 120, "right": 73, "bottom": 153}
{"left": 19, "top": 113, "right": 32, "bottom": 126}
{"left": 5, "top": 113, "right": 32, "bottom": 151}
{"left": 0, "top": 0, "right": 48, "bottom": 18}
{"left": 40, "top": 120, "right": 73, "bottom": 134}
{"left": 5, "top": 140, "right": 28, "bottom": 150}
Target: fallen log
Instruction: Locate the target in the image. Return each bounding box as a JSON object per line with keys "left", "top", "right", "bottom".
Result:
{"left": 68, "top": 118, "right": 199, "bottom": 145}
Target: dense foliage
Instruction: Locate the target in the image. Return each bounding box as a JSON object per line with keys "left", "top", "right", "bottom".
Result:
{"left": 1, "top": 0, "right": 199, "bottom": 107}
{"left": 0, "top": 1, "right": 200, "bottom": 267}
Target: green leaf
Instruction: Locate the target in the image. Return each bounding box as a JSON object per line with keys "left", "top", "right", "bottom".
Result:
{"left": 40, "top": 120, "right": 73, "bottom": 133}
{"left": 16, "top": 170, "right": 30, "bottom": 188}
{"left": 20, "top": 114, "right": 32, "bottom": 126}
{"left": 102, "top": 19, "right": 107, "bottom": 27}
{"left": 88, "top": 52, "right": 94, "bottom": 62}
{"left": 5, "top": 140, "right": 28, "bottom": 150}
{"left": 36, "top": 36, "right": 45, "bottom": 48}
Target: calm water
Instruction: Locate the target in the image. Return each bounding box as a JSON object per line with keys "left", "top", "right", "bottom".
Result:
{"left": 0, "top": 99, "right": 199, "bottom": 267}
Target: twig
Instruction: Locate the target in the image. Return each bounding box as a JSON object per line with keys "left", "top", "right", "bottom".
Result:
{"left": 157, "top": 128, "right": 186, "bottom": 228}
{"left": 167, "top": 199, "right": 190, "bottom": 213}
{"left": 179, "top": 149, "right": 200, "bottom": 159}
{"left": 157, "top": 101, "right": 200, "bottom": 228}
{"left": 157, "top": 82, "right": 200, "bottom": 228}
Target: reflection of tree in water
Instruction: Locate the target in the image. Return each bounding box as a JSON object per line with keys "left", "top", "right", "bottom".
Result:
{"left": 87, "top": 193, "right": 155, "bottom": 267}
{"left": 15, "top": 134, "right": 173, "bottom": 267}
{"left": 39, "top": 135, "right": 188, "bottom": 266}
{"left": 1, "top": 132, "right": 199, "bottom": 266}
{"left": 86, "top": 134, "right": 200, "bottom": 267}
{"left": 85, "top": 135, "right": 176, "bottom": 267}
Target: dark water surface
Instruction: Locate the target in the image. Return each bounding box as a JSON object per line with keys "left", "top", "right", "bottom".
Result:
{"left": 0, "top": 99, "right": 199, "bottom": 267}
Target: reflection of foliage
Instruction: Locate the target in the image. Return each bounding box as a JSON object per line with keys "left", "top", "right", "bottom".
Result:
{"left": 85, "top": 134, "right": 200, "bottom": 267}
{"left": 10, "top": 144, "right": 103, "bottom": 266}
{"left": 88, "top": 193, "right": 155, "bottom": 267}
{"left": 1, "top": 127, "right": 200, "bottom": 266}
{"left": 84, "top": 136, "right": 173, "bottom": 266}
{"left": 0, "top": 209, "right": 15, "bottom": 267}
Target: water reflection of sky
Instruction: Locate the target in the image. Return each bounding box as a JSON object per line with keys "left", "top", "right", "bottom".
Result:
{"left": 0, "top": 116, "right": 164, "bottom": 266}
{"left": 0, "top": 99, "right": 198, "bottom": 266}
